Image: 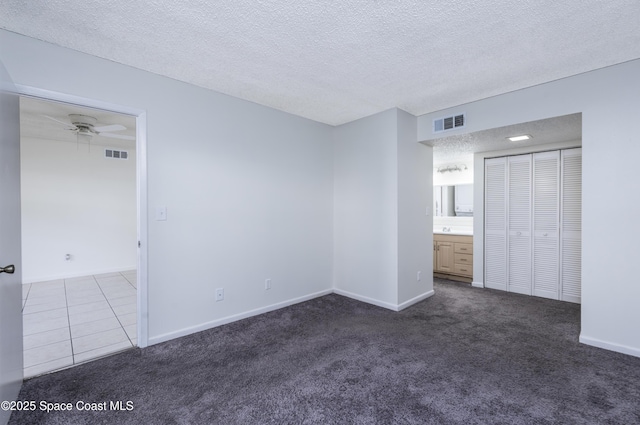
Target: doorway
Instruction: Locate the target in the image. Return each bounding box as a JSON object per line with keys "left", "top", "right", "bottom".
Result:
{"left": 18, "top": 95, "right": 143, "bottom": 377}
{"left": 428, "top": 113, "right": 582, "bottom": 296}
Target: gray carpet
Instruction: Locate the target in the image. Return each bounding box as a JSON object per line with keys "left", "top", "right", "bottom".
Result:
{"left": 10, "top": 279, "right": 640, "bottom": 424}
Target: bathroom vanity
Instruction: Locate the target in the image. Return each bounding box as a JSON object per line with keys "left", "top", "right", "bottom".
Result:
{"left": 433, "top": 233, "right": 473, "bottom": 283}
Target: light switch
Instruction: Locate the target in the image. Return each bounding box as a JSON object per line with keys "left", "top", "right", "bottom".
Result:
{"left": 156, "top": 206, "right": 167, "bottom": 221}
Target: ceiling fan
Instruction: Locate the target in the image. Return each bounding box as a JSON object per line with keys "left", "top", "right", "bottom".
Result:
{"left": 44, "top": 113, "right": 135, "bottom": 141}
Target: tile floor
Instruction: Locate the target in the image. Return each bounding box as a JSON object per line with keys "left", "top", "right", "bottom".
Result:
{"left": 21, "top": 270, "right": 137, "bottom": 378}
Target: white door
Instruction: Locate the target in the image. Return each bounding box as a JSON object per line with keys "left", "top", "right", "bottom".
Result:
{"left": 560, "top": 148, "right": 582, "bottom": 303}
{"left": 0, "top": 61, "right": 23, "bottom": 424}
{"left": 533, "top": 151, "right": 560, "bottom": 300}
{"left": 507, "top": 154, "right": 532, "bottom": 295}
{"left": 484, "top": 157, "right": 508, "bottom": 291}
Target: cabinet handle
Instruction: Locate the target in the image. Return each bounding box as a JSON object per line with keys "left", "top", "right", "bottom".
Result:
{"left": 460, "top": 258, "right": 467, "bottom": 262}
{"left": 517, "top": 231, "right": 522, "bottom": 236}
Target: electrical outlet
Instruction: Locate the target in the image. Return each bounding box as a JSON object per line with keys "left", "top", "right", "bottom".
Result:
{"left": 265, "top": 279, "right": 271, "bottom": 290}
{"left": 417, "top": 271, "right": 422, "bottom": 281}
{"left": 215, "top": 288, "right": 224, "bottom": 302}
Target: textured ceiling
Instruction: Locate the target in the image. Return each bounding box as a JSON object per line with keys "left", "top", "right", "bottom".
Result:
{"left": 1, "top": 1, "right": 640, "bottom": 126}
{"left": 429, "top": 114, "right": 582, "bottom": 167}
{"left": 20, "top": 96, "right": 136, "bottom": 149}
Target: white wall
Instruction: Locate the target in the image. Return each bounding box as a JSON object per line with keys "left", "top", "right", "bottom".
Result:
{"left": 21, "top": 136, "right": 137, "bottom": 282}
{"left": 333, "top": 109, "right": 399, "bottom": 307}
{"left": 397, "top": 109, "right": 433, "bottom": 306}
{"left": 0, "top": 30, "right": 334, "bottom": 344}
{"left": 418, "top": 60, "right": 640, "bottom": 358}
{"left": 333, "top": 108, "right": 433, "bottom": 310}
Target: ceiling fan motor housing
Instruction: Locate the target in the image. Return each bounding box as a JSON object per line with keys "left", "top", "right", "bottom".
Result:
{"left": 69, "top": 114, "right": 97, "bottom": 128}
{"left": 69, "top": 114, "right": 98, "bottom": 136}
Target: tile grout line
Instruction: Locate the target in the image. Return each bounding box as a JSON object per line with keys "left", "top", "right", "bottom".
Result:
{"left": 22, "top": 283, "right": 32, "bottom": 312}
{"left": 116, "top": 271, "right": 137, "bottom": 344}
{"left": 96, "top": 273, "right": 136, "bottom": 348}
{"left": 63, "top": 277, "right": 76, "bottom": 366}
{"left": 23, "top": 273, "right": 137, "bottom": 377}
{"left": 22, "top": 289, "right": 72, "bottom": 373}
{"left": 121, "top": 270, "right": 138, "bottom": 345}
{"left": 121, "top": 270, "right": 138, "bottom": 344}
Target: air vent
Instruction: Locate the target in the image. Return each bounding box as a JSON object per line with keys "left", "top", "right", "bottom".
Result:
{"left": 105, "top": 149, "right": 129, "bottom": 160}
{"left": 433, "top": 113, "right": 465, "bottom": 134}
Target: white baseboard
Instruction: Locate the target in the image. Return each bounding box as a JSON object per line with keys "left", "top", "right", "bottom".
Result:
{"left": 471, "top": 281, "right": 484, "bottom": 288}
{"left": 149, "top": 287, "right": 437, "bottom": 346}
{"left": 579, "top": 334, "right": 640, "bottom": 358}
{"left": 148, "top": 288, "right": 333, "bottom": 346}
{"left": 333, "top": 288, "right": 398, "bottom": 311}
{"left": 23, "top": 265, "right": 137, "bottom": 284}
{"left": 332, "top": 288, "right": 435, "bottom": 312}
{"left": 485, "top": 282, "right": 507, "bottom": 291}
{"left": 397, "top": 290, "right": 435, "bottom": 311}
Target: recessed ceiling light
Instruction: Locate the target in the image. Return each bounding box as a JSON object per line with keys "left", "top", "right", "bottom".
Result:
{"left": 508, "top": 135, "right": 532, "bottom": 142}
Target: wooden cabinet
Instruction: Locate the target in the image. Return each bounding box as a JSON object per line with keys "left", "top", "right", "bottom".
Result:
{"left": 434, "top": 234, "right": 473, "bottom": 282}
{"left": 435, "top": 240, "right": 454, "bottom": 273}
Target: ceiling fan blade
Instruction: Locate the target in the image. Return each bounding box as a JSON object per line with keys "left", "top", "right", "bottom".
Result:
{"left": 99, "top": 132, "right": 135, "bottom": 141}
{"left": 94, "top": 124, "right": 126, "bottom": 132}
{"left": 43, "top": 114, "right": 75, "bottom": 128}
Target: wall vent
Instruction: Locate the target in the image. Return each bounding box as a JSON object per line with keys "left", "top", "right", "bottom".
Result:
{"left": 105, "top": 149, "right": 129, "bottom": 160}
{"left": 433, "top": 113, "right": 465, "bottom": 134}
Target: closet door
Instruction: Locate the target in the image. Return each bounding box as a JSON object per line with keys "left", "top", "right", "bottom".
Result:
{"left": 507, "top": 154, "right": 532, "bottom": 295}
{"left": 484, "top": 157, "right": 507, "bottom": 291}
{"left": 560, "top": 148, "right": 582, "bottom": 303}
{"left": 532, "top": 151, "right": 560, "bottom": 299}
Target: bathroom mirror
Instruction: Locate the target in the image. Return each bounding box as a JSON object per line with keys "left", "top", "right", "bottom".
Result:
{"left": 434, "top": 184, "right": 473, "bottom": 217}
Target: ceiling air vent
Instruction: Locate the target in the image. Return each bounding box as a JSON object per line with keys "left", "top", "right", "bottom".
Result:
{"left": 105, "top": 149, "right": 129, "bottom": 160}
{"left": 433, "top": 113, "right": 465, "bottom": 134}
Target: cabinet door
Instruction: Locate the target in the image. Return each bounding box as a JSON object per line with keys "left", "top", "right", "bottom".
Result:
{"left": 436, "top": 241, "right": 454, "bottom": 273}
{"left": 561, "top": 148, "right": 582, "bottom": 303}
{"left": 533, "top": 151, "right": 560, "bottom": 300}
{"left": 433, "top": 241, "right": 437, "bottom": 271}
{"left": 508, "top": 154, "right": 532, "bottom": 295}
{"left": 485, "top": 157, "right": 507, "bottom": 291}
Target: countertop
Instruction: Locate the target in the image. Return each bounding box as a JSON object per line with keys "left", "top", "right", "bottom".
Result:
{"left": 433, "top": 230, "right": 473, "bottom": 236}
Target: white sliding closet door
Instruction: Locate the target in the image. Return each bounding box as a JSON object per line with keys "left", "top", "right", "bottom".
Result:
{"left": 484, "top": 157, "right": 507, "bottom": 291}
{"left": 484, "top": 148, "right": 581, "bottom": 303}
{"left": 533, "top": 151, "right": 560, "bottom": 299}
{"left": 507, "top": 155, "right": 532, "bottom": 295}
{"left": 561, "top": 148, "right": 582, "bottom": 303}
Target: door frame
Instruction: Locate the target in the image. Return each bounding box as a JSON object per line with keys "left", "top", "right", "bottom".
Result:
{"left": 14, "top": 84, "right": 149, "bottom": 348}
